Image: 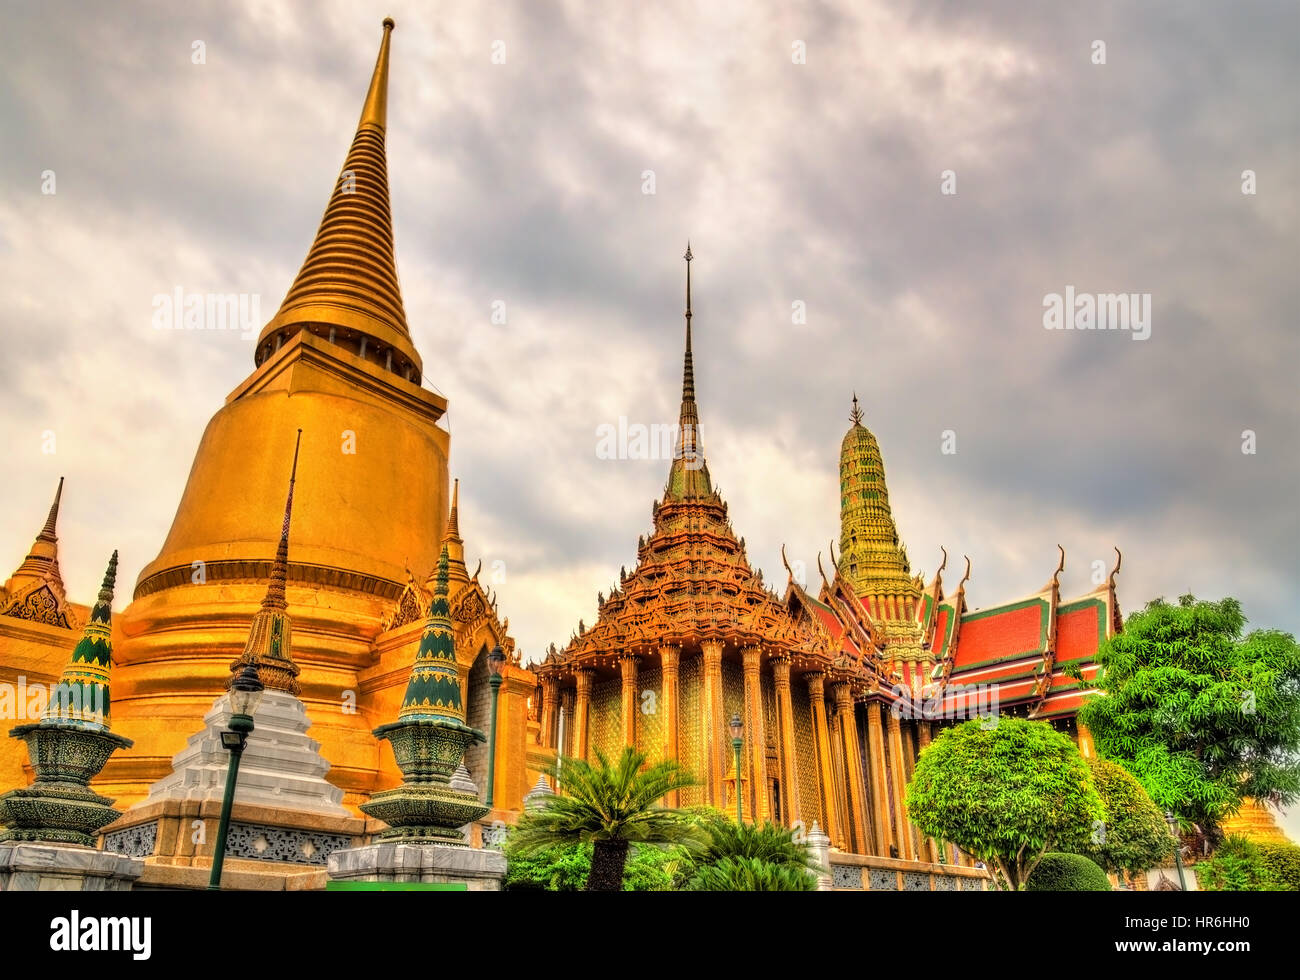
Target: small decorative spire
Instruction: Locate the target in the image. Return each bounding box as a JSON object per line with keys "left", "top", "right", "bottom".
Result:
{"left": 229, "top": 431, "right": 304, "bottom": 695}
{"left": 849, "top": 392, "right": 864, "bottom": 426}
{"left": 397, "top": 545, "right": 466, "bottom": 724}
{"left": 43, "top": 550, "right": 118, "bottom": 731}
{"left": 39, "top": 476, "right": 64, "bottom": 543}
{"left": 446, "top": 478, "right": 461, "bottom": 541}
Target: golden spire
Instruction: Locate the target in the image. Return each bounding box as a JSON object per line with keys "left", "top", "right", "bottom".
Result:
{"left": 666, "top": 243, "right": 713, "bottom": 500}
{"left": 441, "top": 477, "right": 469, "bottom": 585}
{"left": 230, "top": 430, "right": 304, "bottom": 694}
{"left": 849, "top": 392, "right": 864, "bottom": 426}
{"left": 5, "top": 477, "right": 66, "bottom": 597}
{"left": 256, "top": 18, "right": 422, "bottom": 381}
{"left": 445, "top": 478, "right": 461, "bottom": 541}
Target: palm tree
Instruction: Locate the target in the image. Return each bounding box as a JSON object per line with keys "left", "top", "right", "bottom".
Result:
{"left": 508, "top": 746, "right": 702, "bottom": 891}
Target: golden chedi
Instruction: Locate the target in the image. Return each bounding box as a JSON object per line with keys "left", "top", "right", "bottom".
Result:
{"left": 103, "top": 19, "right": 452, "bottom": 809}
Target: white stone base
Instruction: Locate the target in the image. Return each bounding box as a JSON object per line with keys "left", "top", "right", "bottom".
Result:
{"left": 142, "top": 690, "right": 347, "bottom": 817}
{"left": 328, "top": 842, "right": 507, "bottom": 891}
{"left": 0, "top": 842, "right": 142, "bottom": 891}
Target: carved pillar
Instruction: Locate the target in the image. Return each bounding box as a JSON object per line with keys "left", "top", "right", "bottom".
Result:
{"left": 620, "top": 653, "right": 640, "bottom": 750}
{"left": 701, "top": 639, "right": 725, "bottom": 808}
{"left": 1076, "top": 721, "right": 1096, "bottom": 759}
{"left": 559, "top": 688, "right": 575, "bottom": 758}
{"left": 832, "top": 682, "right": 870, "bottom": 854}
{"left": 866, "top": 702, "right": 891, "bottom": 857}
{"left": 771, "top": 655, "right": 802, "bottom": 828}
{"left": 574, "top": 668, "right": 594, "bottom": 762}
{"left": 660, "top": 645, "right": 681, "bottom": 806}
{"left": 916, "top": 721, "right": 938, "bottom": 862}
{"left": 741, "top": 645, "right": 768, "bottom": 822}
{"left": 887, "top": 709, "right": 915, "bottom": 860}
{"left": 806, "top": 673, "right": 843, "bottom": 850}
{"left": 540, "top": 675, "right": 559, "bottom": 749}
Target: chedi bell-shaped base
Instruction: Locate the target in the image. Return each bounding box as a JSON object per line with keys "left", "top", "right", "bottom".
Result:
{"left": 364, "top": 718, "right": 487, "bottom": 844}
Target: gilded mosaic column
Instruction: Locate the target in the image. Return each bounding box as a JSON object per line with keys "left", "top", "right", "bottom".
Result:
{"left": 574, "top": 667, "right": 594, "bottom": 762}
{"left": 620, "top": 653, "right": 640, "bottom": 751}
{"left": 559, "top": 688, "right": 575, "bottom": 758}
{"left": 827, "top": 698, "right": 849, "bottom": 848}
{"left": 541, "top": 675, "right": 559, "bottom": 749}
{"left": 660, "top": 644, "right": 681, "bottom": 806}
{"left": 832, "top": 682, "right": 870, "bottom": 854}
{"left": 886, "top": 709, "right": 915, "bottom": 860}
{"left": 741, "top": 645, "right": 768, "bottom": 822}
{"left": 701, "top": 639, "right": 725, "bottom": 808}
{"left": 866, "top": 702, "right": 891, "bottom": 857}
{"left": 806, "top": 672, "right": 843, "bottom": 849}
{"left": 771, "top": 655, "right": 802, "bottom": 828}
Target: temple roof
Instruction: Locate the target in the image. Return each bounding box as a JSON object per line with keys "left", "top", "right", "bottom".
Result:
{"left": 547, "top": 251, "right": 822, "bottom": 667}
{"left": 257, "top": 18, "right": 422, "bottom": 378}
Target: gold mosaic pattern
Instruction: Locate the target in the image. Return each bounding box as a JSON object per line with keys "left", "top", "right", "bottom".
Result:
{"left": 589, "top": 678, "right": 622, "bottom": 761}
{"left": 638, "top": 664, "right": 664, "bottom": 760}
{"left": 678, "top": 655, "right": 703, "bottom": 806}
{"left": 792, "top": 689, "right": 822, "bottom": 830}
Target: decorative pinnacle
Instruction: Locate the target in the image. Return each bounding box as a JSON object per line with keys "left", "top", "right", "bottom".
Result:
{"left": 849, "top": 392, "right": 864, "bottom": 426}
{"left": 97, "top": 550, "right": 119, "bottom": 607}
{"left": 446, "top": 478, "right": 461, "bottom": 540}
{"left": 359, "top": 18, "right": 396, "bottom": 131}
{"left": 39, "top": 477, "right": 64, "bottom": 542}
{"left": 264, "top": 429, "right": 303, "bottom": 610}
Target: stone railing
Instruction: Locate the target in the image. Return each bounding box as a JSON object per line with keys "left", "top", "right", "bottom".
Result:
{"left": 807, "top": 825, "right": 992, "bottom": 891}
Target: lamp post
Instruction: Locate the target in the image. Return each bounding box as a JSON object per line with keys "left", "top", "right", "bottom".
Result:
{"left": 729, "top": 713, "right": 744, "bottom": 825}
{"left": 208, "top": 662, "right": 264, "bottom": 890}
{"left": 1165, "top": 811, "right": 1188, "bottom": 891}
{"left": 484, "top": 646, "right": 507, "bottom": 809}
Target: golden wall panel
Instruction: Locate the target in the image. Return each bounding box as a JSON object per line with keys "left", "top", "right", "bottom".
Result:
{"left": 590, "top": 678, "right": 622, "bottom": 761}
{"left": 678, "top": 655, "right": 703, "bottom": 806}
{"left": 638, "top": 664, "right": 664, "bottom": 760}
{"left": 792, "top": 689, "right": 822, "bottom": 831}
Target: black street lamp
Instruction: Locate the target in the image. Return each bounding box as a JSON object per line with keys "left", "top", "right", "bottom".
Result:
{"left": 729, "top": 713, "right": 744, "bottom": 824}
{"left": 484, "top": 646, "right": 507, "bottom": 809}
{"left": 208, "top": 662, "right": 264, "bottom": 890}
{"left": 1164, "top": 811, "right": 1188, "bottom": 891}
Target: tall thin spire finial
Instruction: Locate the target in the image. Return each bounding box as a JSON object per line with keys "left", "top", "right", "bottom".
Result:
{"left": 446, "top": 477, "right": 461, "bottom": 541}
{"left": 39, "top": 477, "right": 64, "bottom": 542}
{"left": 359, "top": 18, "right": 396, "bottom": 131}
{"left": 849, "top": 392, "right": 864, "bottom": 426}
{"left": 264, "top": 429, "right": 303, "bottom": 611}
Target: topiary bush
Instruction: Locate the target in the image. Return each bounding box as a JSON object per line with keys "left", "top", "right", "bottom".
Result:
{"left": 1025, "top": 852, "right": 1111, "bottom": 891}
{"left": 503, "top": 840, "right": 687, "bottom": 891}
{"left": 1255, "top": 841, "right": 1300, "bottom": 891}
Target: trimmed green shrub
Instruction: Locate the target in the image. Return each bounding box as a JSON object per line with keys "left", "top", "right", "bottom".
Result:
{"left": 1025, "top": 852, "right": 1111, "bottom": 891}
{"left": 1256, "top": 841, "right": 1300, "bottom": 891}
{"left": 1197, "top": 835, "right": 1285, "bottom": 891}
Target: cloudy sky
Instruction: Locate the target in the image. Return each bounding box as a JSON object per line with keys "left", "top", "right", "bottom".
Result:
{"left": 2, "top": 1, "right": 1297, "bottom": 819}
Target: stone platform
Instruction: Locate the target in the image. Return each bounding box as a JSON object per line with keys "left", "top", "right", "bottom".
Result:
{"left": 0, "top": 841, "right": 142, "bottom": 891}
{"left": 328, "top": 841, "right": 506, "bottom": 891}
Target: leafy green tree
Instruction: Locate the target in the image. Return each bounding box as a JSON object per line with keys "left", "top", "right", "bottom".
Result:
{"left": 1075, "top": 756, "right": 1171, "bottom": 875}
{"left": 907, "top": 717, "right": 1104, "bottom": 890}
{"left": 1025, "top": 853, "right": 1111, "bottom": 891}
{"left": 688, "top": 856, "right": 817, "bottom": 891}
{"left": 1077, "top": 595, "right": 1300, "bottom": 839}
{"left": 507, "top": 746, "right": 701, "bottom": 891}
{"left": 1196, "top": 835, "right": 1284, "bottom": 891}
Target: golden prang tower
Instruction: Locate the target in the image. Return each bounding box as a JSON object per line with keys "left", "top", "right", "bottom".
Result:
{"left": 104, "top": 19, "right": 452, "bottom": 807}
